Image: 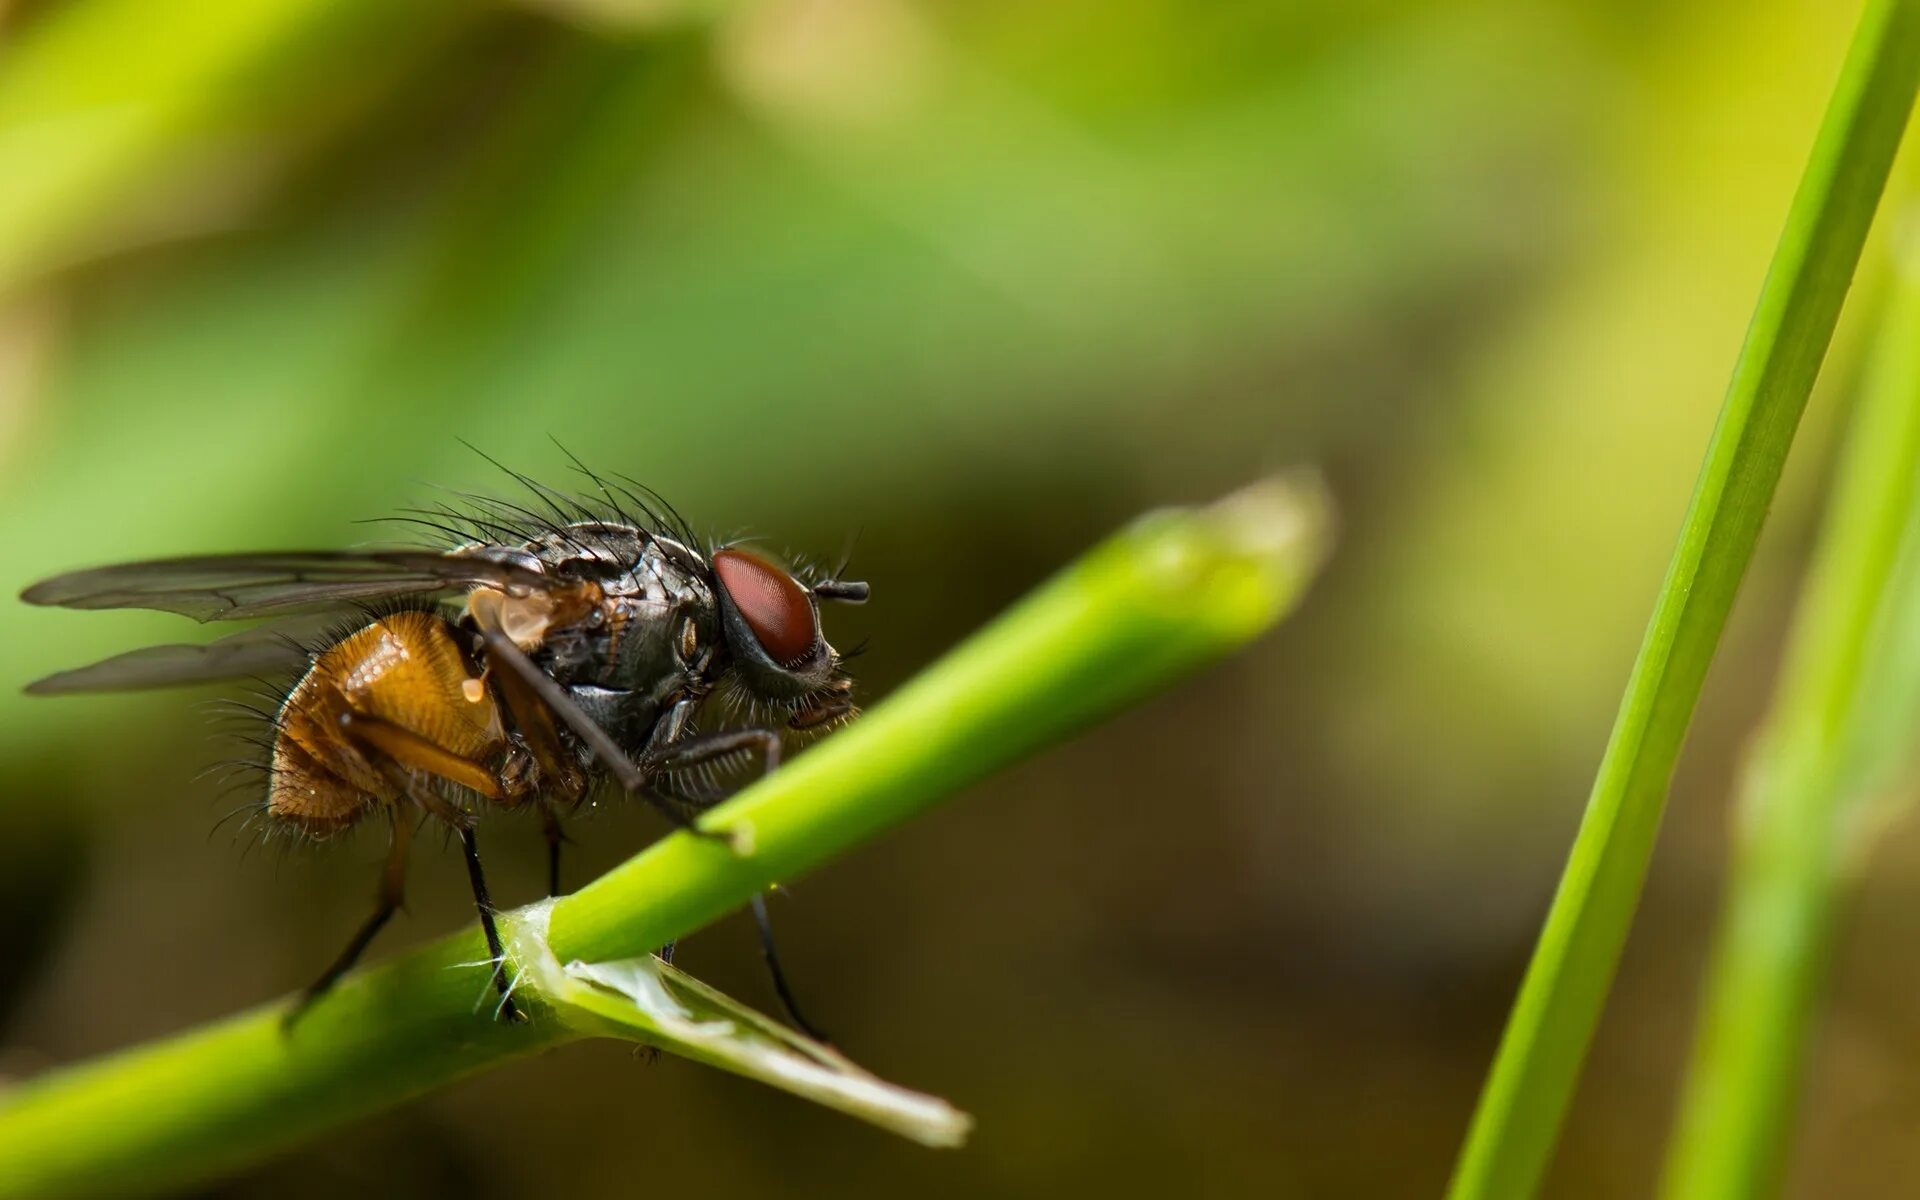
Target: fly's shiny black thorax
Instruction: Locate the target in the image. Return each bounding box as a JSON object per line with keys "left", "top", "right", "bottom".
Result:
{"left": 472, "top": 522, "right": 719, "bottom": 688}
{"left": 459, "top": 521, "right": 725, "bottom": 751}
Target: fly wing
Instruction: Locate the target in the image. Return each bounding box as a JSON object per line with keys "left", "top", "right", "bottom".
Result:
{"left": 24, "top": 619, "right": 334, "bottom": 695}
{"left": 20, "top": 549, "right": 551, "bottom": 622}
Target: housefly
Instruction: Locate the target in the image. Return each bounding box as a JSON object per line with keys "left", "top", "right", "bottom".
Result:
{"left": 19, "top": 467, "right": 867, "bottom": 1028}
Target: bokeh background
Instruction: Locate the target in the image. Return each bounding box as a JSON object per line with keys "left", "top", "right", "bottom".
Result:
{"left": 0, "top": 1, "right": 1914, "bottom": 1196}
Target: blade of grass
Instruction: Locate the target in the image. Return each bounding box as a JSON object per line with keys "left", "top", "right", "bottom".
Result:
{"left": 0, "top": 477, "right": 1330, "bottom": 1200}
{"left": 502, "top": 899, "right": 972, "bottom": 1148}
{"left": 1445, "top": 3, "right": 1920, "bottom": 1197}
{"left": 1660, "top": 214, "right": 1920, "bottom": 1199}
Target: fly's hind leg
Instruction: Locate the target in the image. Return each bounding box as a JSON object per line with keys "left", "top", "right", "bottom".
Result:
{"left": 379, "top": 766, "right": 522, "bottom": 1024}
{"left": 284, "top": 810, "right": 413, "bottom": 1030}
{"left": 336, "top": 713, "right": 524, "bottom": 1023}
{"left": 338, "top": 711, "right": 500, "bottom": 821}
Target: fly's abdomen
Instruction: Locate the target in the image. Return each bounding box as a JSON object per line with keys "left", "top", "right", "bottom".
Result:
{"left": 269, "top": 612, "right": 503, "bottom": 836}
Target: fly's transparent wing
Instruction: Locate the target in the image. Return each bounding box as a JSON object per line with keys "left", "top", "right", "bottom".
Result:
{"left": 20, "top": 550, "right": 551, "bottom": 622}
{"left": 24, "top": 619, "right": 336, "bottom": 695}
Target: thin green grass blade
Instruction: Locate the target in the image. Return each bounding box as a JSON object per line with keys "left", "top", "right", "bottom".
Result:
{"left": 504, "top": 900, "right": 972, "bottom": 1149}
{"left": 1445, "top": 3, "right": 1920, "bottom": 1197}
{"left": 1659, "top": 218, "right": 1920, "bottom": 1198}
{"left": 0, "top": 478, "right": 1329, "bottom": 1200}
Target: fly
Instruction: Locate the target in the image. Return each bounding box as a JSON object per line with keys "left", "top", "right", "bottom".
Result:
{"left": 19, "top": 468, "right": 867, "bottom": 1031}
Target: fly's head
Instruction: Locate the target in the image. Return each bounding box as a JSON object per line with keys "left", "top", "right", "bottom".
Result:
{"left": 708, "top": 546, "right": 867, "bottom": 730}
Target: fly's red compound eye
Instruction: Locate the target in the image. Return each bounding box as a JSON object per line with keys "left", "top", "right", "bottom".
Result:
{"left": 712, "top": 548, "right": 818, "bottom": 665}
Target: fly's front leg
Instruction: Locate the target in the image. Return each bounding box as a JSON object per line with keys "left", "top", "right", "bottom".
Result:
{"left": 642, "top": 725, "right": 782, "bottom": 778}
{"left": 645, "top": 724, "right": 830, "bottom": 1043}
{"left": 748, "top": 893, "right": 824, "bottom": 1043}
{"left": 484, "top": 630, "right": 591, "bottom": 895}
{"left": 477, "top": 627, "right": 735, "bottom": 849}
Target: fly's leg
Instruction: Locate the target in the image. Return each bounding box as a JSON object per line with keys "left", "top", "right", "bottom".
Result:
{"left": 478, "top": 628, "right": 730, "bottom": 846}
{"left": 284, "top": 811, "right": 413, "bottom": 1030}
{"left": 335, "top": 714, "right": 523, "bottom": 1021}
{"left": 749, "top": 892, "right": 826, "bottom": 1044}
{"left": 486, "top": 640, "right": 587, "bottom": 897}
{"left": 488, "top": 646, "right": 585, "bottom": 897}
{"left": 457, "top": 825, "right": 520, "bottom": 1022}
{"left": 338, "top": 711, "right": 503, "bottom": 813}
{"left": 643, "top": 726, "right": 782, "bottom": 777}
{"left": 648, "top": 727, "right": 830, "bottom": 1043}
{"left": 485, "top": 628, "right": 825, "bottom": 1035}
{"left": 487, "top": 633, "right": 588, "bottom": 806}
{"left": 540, "top": 803, "right": 569, "bottom": 897}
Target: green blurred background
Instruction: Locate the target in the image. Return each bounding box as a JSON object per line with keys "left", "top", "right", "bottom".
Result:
{"left": 0, "top": 1, "right": 1912, "bottom": 1196}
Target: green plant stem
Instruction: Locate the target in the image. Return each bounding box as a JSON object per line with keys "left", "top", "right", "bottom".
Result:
{"left": 1445, "top": 3, "right": 1920, "bottom": 1198}
{"left": 0, "top": 478, "right": 1330, "bottom": 1200}
{"left": 1660, "top": 225, "right": 1920, "bottom": 1198}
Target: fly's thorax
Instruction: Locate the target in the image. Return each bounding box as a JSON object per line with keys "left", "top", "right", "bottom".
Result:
{"left": 551, "top": 561, "right": 722, "bottom": 758}
{"left": 603, "top": 594, "right": 714, "bottom": 697}
{"left": 586, "top": 532, "right": 717, "bottom": 692}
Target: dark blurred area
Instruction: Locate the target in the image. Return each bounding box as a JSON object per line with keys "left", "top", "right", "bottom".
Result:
{"left": 0, "top": 1, "right": 1913, "bottom": 1196}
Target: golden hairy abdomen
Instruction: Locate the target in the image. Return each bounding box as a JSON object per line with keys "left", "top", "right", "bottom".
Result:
{"left": 269, "top": 611, "right": 501, "bottom": 836}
